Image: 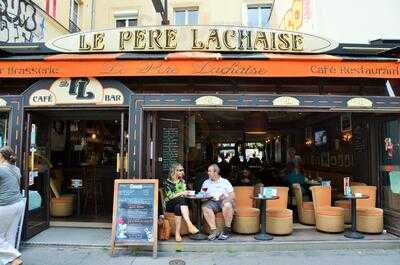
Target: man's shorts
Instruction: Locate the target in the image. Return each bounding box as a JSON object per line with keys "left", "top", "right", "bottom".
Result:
{"left": 202, "top": 198, "right": 235, "bottom": 213}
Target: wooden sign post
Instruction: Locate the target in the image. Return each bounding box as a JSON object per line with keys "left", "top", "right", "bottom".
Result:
{"left": 111, "top": 179, "right": 158, "bottom": 258}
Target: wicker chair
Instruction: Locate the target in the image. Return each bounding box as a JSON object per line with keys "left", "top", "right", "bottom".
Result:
{"left": 352, "top": 186, "right": 383, "bottom": 234}
{"left": 334, "top": 182, "right": 368, "bottom": 224}
{"left": 232, "top": 186, "right": 260, "bottom": 234}
{"left": 265, "top": 187, "right": 293, "bottom": 235}
{"left": 310, "top": 186, "right": 344, "bottom": 233}
{"left": 293, "top": 183, "right": 315, "bottom": 225}
{"left": 159, "top": 190, "right": 189, "bottom": 236}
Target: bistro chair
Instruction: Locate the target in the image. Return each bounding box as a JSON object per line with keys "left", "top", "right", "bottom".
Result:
{"left": 334, "top": 181, "right": 368, "bottom": 224}
{"left": 158, "top": 189, "right": 189, "bottom": 236}
{"left": 265, "top": 187, "right": 293, "bottom": 235}
{"left": 351, "top": 186, "right": 383, "bottom": 234}
{"left": 293, "top": 183, "right": 315, "bottom": 225}
{"left": 310, "top": 186, "right": 344, "bottom": 233}
{"left": 232, "top": 186, "right": 260, "bottom": 234}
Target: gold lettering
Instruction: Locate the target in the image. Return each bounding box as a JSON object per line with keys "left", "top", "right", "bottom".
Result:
{"left": 277, "top": 33, "right": 290, "bottom": 50}
{"left": 223, "top": 30, "right": 236, "bottom": 50}
{"left": 206, "top": 29, "right": 222, "bottom": 50}
{"left": 292, "top": 34, "right": 304, "bottom": 51}
{"left": 79, "top": 35, "right": 91, "bottom": 51}
{"left": 149, "top": 30, "right": 163, "bottom": 49}
{"left": 93, "top": 33, "right": 105, "bottom": 50}
{"left": 165, "top": 29, "right": 177, "bottom": 49}
{"left": 253, "top": 31, "right": 269, "bottom": 50}
{"left": 270, "top": 32, "right": 277, "bottom": 50}
{"left": 119, "top": 31, "right": 132, "bottom": 50}
{"left": 192, "top": 29, "right": 205, "bottom": 49}
{"left": 238, "top": 30, "right": 252, "bottom": 50}
{"left": 134, "top": 30, "right": 146, "bottom": 49}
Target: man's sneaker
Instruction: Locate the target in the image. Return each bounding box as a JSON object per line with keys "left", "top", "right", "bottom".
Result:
{"left": 208, "top": 229, "right": 219, "bottom": 241}
{"left": 218, "top": 227, "right": 231, "bottom": 240}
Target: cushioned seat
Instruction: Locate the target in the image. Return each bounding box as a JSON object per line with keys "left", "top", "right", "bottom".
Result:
{"left": 302, "top": 201, "right": 314, "bottom": 210}
{"left": 265, "top": 187, "right": 293, "bottom": 235}
{"left": 357, "top": 207, "right": 383, "bottom": 216}
{"left": 352, "top": 186, "right": 383, "bottom": 234}
{"left": 293, "top": 183, "right": 315, "bottom": 225}
{"left": 233, "top": 186, "right": 260, "bottom": 234}
{"left": 267, "top": 208, "right": 292, "bottom": 218}
{"left": 310, "top": 186, "right": 344, "bottom": 233}
{"left": 334, "top": 200, "right": 350, "bottom": 208}
{"left": 318, "top": 206, "right": 345, "bottom": 216}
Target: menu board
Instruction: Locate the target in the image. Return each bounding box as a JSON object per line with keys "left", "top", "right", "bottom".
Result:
{"left": 111, "top": 179, "right": 158, "bottom": 257}
{"left": 159, "top": 118, "right": 183, "bottom": 181}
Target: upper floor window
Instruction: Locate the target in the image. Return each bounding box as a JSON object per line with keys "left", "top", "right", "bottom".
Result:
{"left": 114, "top": 11, "right": 139, "bottom": 28}
{"left": 174, "top": 8, "right": 198, "bottom": 25}
{"left": 247, "top": 5, "right": 271, "bottom": 28}
{"left": 69, "top": 0, "right": 81, "bottom": 32}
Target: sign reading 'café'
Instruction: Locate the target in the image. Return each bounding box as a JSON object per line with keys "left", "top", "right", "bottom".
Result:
{"left": 46, "top": 25, "right": 337, "bottom": 53}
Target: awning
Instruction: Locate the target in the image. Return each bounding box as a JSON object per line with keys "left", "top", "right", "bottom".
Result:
{"left": 0, "top": 52, "right": 399, "bottom": 79}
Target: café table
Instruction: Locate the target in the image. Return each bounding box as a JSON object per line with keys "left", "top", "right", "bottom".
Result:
{"left": 251, "top": 195, "right": 279, "bottom": 241}
{"left": 185, "top": 194, "right": 213, "bottom": 240}
{"left": 341, "top": 194, "right": 369, "bottom": 239}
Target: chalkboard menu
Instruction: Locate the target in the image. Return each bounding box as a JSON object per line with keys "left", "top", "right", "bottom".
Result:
{"left": 162, "top": 127, "right": 180, "bottom": 172}
{"left": 352, "top": 125, "right": 366, "bottom": 153}
{"left": 159, "top": 118, "right": 183, "bottom": 181}
{"left": 111, "top": 179, "right": 158, "bottom": 257}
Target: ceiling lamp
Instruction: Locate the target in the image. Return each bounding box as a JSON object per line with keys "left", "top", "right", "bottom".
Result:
{"left": 245, "top": 112, "right": 267, "bottom": 135}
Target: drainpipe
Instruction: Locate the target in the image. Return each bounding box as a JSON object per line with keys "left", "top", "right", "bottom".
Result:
{"left": 91, "top": 0, "right": 96, "bottom": 30}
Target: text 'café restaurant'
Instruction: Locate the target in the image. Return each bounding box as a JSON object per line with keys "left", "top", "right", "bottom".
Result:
{"left": 1, "top": 26, "right": 400, "bottom": 240}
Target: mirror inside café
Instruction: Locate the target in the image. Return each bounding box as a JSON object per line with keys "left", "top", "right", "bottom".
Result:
{"left": 27, "top": 110, "right": 128, "bottom": 225}
{"left": 153, "top": 110, "right": 374, "bottom": 216}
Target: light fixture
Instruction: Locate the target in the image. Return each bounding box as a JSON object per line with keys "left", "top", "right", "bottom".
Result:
{"left": 342, "top": 131, "right": 353, "bottom": 142}
{"left": 245, "top": 112, "right": 267, "bottom": 134}
{"left": 91, "top": 133, "right": 97, "bottom": 140}
{"left": 305, "top": 138, "right": 313, "bottom": 146}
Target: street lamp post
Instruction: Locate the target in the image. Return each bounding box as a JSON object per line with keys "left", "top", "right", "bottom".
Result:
{"left": 151, "top": 0, "right": 170, "bottom": 25}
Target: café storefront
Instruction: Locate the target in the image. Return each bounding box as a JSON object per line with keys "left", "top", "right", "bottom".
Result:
{"left": 0, "top": 25, "right": 400, "bottom": 239}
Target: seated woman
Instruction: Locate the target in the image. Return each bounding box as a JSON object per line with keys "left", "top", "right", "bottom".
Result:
{"left": 163, "top": 163, "right": 199, "bottom": 242}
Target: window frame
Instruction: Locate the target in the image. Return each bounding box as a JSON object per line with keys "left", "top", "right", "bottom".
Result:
{"left": 114, "top": 10, "right": 139, "bottom": 28}
{"left": 245, "top": 4, "right": 272, "bottom": 28}
{"left": 173, "top": 7, "right": 199, "bottom": 26}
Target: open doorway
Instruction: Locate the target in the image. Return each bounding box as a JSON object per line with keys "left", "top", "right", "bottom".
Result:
{"left": 23, "top": 109, "right": 128, "bottom": 237}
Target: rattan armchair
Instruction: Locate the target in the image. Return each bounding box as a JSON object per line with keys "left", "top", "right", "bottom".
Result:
{"left": 265, "top": 187, "right": 293, "bottom": 235}
{"left": 232, "top": 186, "right": 260, "bottom": 234}
{"left": 293, "top": 183, "right": 315, "bottom": 225}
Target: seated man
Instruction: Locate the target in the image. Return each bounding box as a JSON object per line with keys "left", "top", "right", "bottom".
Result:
{"left": 201, "top": 164, "right": 235, "bottom": 240}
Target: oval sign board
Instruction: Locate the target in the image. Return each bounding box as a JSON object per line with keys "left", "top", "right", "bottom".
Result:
{"left": 46, "top": 25, "right": 338, "bottom": 54}
{"left": 195, "top": 96, "right": 223, "bottom": 106}
{"left": 273, "top": 96, "right": 300, "bottom": 107}
{"left": 347, "top": 97, "right": 373, "bottom": 108}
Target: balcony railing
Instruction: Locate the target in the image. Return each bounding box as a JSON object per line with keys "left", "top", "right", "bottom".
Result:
{"left": 69, "top": 20, "right": 81, "bottom": 33}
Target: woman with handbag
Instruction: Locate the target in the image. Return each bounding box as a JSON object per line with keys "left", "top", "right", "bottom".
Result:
{"left": 0, "top": 146, "right": 24, "bottom": 265}
{"left": 163, "top": 163, "right": 198, "bottom": 242}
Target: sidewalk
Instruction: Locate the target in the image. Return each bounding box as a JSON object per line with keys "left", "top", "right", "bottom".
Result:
{"left": 21, "top": 246, "right": 400, "bottom": 265}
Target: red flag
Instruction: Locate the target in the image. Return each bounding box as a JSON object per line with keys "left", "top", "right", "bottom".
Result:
{"left": 46, "top": 0, "right": 57, "bottom": 17}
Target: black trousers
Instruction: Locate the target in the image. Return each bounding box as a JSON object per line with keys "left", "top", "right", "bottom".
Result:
{"left": 165, "top": 196, "right": 188, "bottom": 216}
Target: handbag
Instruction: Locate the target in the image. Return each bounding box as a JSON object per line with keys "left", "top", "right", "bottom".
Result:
{"left": 158, "top": 216, "right": 171, "bottom": 240}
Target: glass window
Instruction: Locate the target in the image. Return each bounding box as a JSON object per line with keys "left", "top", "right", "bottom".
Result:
{"left": 115, "top": 18, "right": 138, "bottom": 28}
{"left": 174, "top": 9, "right": 198, "bottom": 25}
{"left": 71, "top": 0, "right": 79, "bottom": 25}
{"left": 247, "top": 5, "right": 271, "bottom": 28}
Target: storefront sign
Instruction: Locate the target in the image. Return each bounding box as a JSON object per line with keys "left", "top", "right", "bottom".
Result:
{"left": 195, "top": 96, "right": 223, "bottom": 106}
{"left": 29, "top": 78, "right": 124, "bottom": 106}
{"left": 273, "top": 96, "right": 300, "bottom": 106}
{"left": 46, "top": 25, "right": 337, "bottom": 54}
{"left": 347, "top": 97, "right": 373, "bottom": 108}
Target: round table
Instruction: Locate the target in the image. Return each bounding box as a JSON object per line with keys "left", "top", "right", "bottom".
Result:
{"left": 341, "top": 194, "right": 369, "bottom": 239}
{"left": 251, "top": 195, "right": 279, "bottom": 241}
{"left": 185, "top": 195, "right": 212, "bottom": 240}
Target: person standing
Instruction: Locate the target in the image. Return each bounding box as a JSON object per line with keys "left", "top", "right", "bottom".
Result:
{"left": 201, "top": 164, "right": 235, "bottom": 240}
{"left": 0, "top": 146, "right": 24, "bottom": 265}
{"left": 162, "top": 163, "right": 199, "bottom": 242}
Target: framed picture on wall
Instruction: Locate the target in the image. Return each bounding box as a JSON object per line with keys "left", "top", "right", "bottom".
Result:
{"left": 341, "top": 113, "right": 352, "bottom": 132}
